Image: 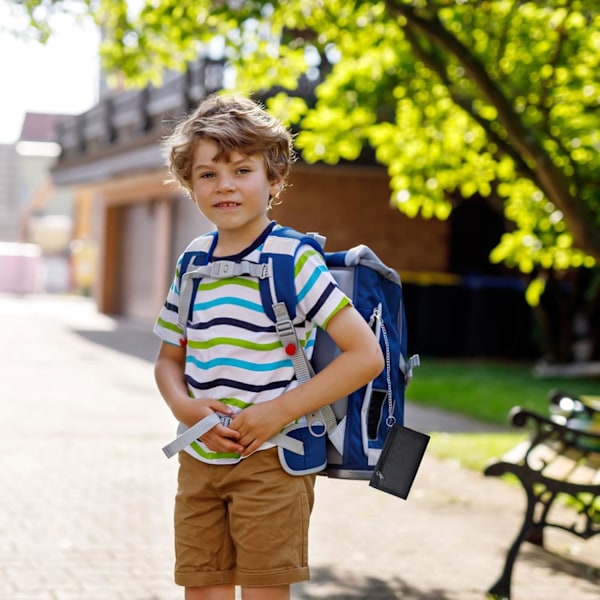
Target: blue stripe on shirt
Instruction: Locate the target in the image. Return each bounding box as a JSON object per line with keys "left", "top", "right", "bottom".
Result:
{"left": 164, "top": 300, "right": 178, "bottom": 313}
{"left": 193, "top": 297, "right": 264, "bottom": 312}
{"left": 297, "top": 264, "right": 329, "bottom": 303}
{"left": 306, "top": 281, "right": 337, "bottom": 323}
{"left": 185, "top": 375, "right": 291, "bottom": 393}
{"left": 186, "top": 355, "right": 293, "bottom": 371}
{"left": 187, "top": 317, "right": 275, "bottom": 333}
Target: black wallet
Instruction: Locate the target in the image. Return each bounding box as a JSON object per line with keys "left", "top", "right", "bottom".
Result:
{"left": 369, "top": 424, "right": 430, "bottom": 499}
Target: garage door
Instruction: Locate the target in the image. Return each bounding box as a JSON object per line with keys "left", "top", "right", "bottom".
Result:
{"left": 117, "top": 202, "right": 157, "bottom": 322}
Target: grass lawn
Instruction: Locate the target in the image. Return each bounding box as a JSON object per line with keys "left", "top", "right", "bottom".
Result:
{"left": 428, "top": 432, "right": 526, "bottom": 471}
{"left": 408, "top": 358, "right": 600, "bottom": 470}
{"left": 407, "top": 357, "right": 600, "bottom": 425}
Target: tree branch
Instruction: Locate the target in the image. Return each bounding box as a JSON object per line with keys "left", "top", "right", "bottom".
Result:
{"left": 385, "top": 0, "right": 600, "bottom": 259}
{"left": 402, "top": 26, "right": 534, "bottom": 183}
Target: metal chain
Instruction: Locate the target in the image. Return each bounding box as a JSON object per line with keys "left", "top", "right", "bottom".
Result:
{"left": 377, "top": 309, "right": 396, "bottom": 427}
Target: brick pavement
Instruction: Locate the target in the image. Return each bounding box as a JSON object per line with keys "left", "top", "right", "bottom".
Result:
{"left": 0, "top": 294, "right": 598, "bottom": 600}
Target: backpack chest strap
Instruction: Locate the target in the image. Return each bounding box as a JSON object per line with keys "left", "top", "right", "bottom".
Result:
{"left": 183, "top": 259, "right": 271, "bottom": 281}
{"left": 178, "top": 260, "right": 272, "bottom": 329}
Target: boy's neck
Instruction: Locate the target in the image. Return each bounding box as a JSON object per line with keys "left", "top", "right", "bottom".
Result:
{"left": 214, "top": 218, "right": 274, "bottom": 257}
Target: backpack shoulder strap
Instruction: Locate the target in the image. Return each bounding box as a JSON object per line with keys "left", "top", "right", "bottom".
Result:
{"left": 259, "top": 226, "right": 338, "bottom": 442}
{"left": 258, "top": 226, "right": 322, "bottom": 382}
{"left": 177, "top": 231, "right": 218, "bottom": 330}
{"left": 258, "top": 225, "right": 325, "bottom": 322}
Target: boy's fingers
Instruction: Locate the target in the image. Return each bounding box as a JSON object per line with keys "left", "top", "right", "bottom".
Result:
{"left": 221, "top": 425, "right": 241, "bottom": 439}
{"left": 200, "top": 430, "right": 244, "bottom": 453}
{"left": 239, "top": 434, "right": 253, "bottom": 447}
{"left": 242, "top": 438, "right": 262, "bottom": 456}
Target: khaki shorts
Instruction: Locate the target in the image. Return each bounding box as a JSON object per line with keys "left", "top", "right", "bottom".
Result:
{"left": 174, "top": 448, "right": 316, "bottom": 588}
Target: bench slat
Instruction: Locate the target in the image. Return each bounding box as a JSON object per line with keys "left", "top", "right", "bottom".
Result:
{"left": 501, "top": 440, "right": 531, "bottom": 464}
{"left": 540, "top": 452, "right": 578, "bottom": 480}
{"left": 568, "top": 462, "right": 600, "bottom": 486}
{"left": 501, "top": 439, "right": 600, "bottom": 486}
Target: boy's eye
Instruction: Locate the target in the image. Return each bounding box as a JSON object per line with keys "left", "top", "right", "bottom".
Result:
{"left": 237, "top": 167, "right": 251, "bottom": 174}
{"left": 199, "top": 172, "right": 215, "bottom": 179}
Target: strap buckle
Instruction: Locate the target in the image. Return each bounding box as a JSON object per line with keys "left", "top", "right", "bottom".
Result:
{"left": 210, "top": 261, "right": 235, "bottom": 277}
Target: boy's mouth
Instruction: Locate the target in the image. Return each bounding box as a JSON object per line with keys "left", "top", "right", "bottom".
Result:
{"left": 215, "top": 201, "right": 240, "bottom": 208}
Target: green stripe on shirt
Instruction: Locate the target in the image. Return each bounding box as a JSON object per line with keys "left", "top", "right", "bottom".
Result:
{"left": 187, "top": 337, "right": 282, "bottom": 351}
{"left": 322, "top": 297, "right": 351, "bottom": 330}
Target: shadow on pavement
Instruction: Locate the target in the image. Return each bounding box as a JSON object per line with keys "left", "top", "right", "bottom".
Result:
{"left": 296, "top": 567, "right": 453, "bottom": 599}
{"left": 73, "top": 325, "right": 160, "bottom": 363}
{"left": 520, "top": 544, "right": 600, "bottom": 586}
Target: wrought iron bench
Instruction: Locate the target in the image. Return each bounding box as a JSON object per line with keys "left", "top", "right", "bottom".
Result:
{"left": 483, "top": 393, "right": 600, "bottom": 600}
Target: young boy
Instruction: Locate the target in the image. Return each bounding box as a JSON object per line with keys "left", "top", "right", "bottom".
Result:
{"left": 154, "top": 94, "right": 384, "bottom": 600}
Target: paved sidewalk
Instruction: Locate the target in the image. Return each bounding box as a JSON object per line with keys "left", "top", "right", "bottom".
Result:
{"left": 0, "top": 294, "right": 598, "bottom": 600}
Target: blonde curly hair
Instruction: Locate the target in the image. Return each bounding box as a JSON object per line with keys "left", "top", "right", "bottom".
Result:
{"left": 164, "top": 95, "right": 295, "bottom": 201}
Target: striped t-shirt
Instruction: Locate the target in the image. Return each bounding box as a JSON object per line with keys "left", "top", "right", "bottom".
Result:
{"left": 153, "top": 222, "right": 350, "bottom": 464}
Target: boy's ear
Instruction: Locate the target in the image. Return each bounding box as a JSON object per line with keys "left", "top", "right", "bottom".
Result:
{"left": 269, "top": 178, "right": 284, "bottom": 197}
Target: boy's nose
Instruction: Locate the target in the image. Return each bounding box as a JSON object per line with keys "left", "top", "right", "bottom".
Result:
{"left": 216, "top": 174, "right": 235, "bottom": 193}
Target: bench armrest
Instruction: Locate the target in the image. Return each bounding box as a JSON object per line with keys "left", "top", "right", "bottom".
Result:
{"left": 485, "top": 407, "right": 600, "bottom": 493}
{"left": 508, "top": 406, "right": 600, "bottom": 456}
{"left": 548, "top": 388, "right": 600, "bottom": 419}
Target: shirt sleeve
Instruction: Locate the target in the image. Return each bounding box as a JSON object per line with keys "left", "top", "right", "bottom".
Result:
{"left": 294, "top": 243, "right": 351, "bottom": 330}
{"left": 153, "top": 254, "right": 186, "bottom": 346}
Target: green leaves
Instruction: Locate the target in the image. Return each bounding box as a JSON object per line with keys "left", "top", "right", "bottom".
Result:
{"left": 14, "top": 0, "right": 600, "bottom": 274}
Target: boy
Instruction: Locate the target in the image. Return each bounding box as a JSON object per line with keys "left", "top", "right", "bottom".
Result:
{"left": 154, "top": 94, "right": 384, "bottom": 600}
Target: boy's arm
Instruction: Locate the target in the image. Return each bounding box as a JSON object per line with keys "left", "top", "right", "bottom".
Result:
{"left": 154, "top": 342, "right": 243, "bottom": 453}
{"left": 231, "top": 304, "right": 384, "bottom": 455}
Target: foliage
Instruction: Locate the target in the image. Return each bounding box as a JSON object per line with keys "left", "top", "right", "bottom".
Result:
{"left": 6, "top": 0, "right": 600, "bottom": 276}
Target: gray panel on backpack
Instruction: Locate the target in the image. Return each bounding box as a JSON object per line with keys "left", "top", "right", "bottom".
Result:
{"left": 311, "top": 266, "right": 354, "bottom": 421}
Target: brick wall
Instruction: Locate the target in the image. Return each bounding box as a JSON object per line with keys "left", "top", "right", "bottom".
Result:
{"left": 271, "top": 163, "right": 449, "bottom": 273}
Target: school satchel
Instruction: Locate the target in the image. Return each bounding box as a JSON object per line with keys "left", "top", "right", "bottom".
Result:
{"left": 162, "top": 225, "right": 426, "bottom": 497}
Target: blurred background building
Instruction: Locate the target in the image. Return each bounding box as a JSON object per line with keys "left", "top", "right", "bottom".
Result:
{"left": 0, "top": 112, "right": 75, "bottom": 294}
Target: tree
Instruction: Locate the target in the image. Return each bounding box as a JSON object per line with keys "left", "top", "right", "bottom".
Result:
{"left": 9, "top": 0, "right": 600, "bottom": 360}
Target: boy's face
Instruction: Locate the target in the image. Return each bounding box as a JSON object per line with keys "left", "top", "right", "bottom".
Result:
{"left": 191, "top": 139, "right": 281, "bottom": 242}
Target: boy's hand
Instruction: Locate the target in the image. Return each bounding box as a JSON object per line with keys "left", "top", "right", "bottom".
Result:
{"left": 189, "top": 399, "right": 245, "bottom": 454}
{"left": 229, "top": 400, "right": 288, "bottom": 457}
{"left": 200, "top": 421, "right": 245, "bottom": 454}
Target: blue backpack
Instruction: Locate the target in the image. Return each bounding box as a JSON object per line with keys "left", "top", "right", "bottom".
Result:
{"left": 163, "top": 225, "right": 419, "bottom": 480}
